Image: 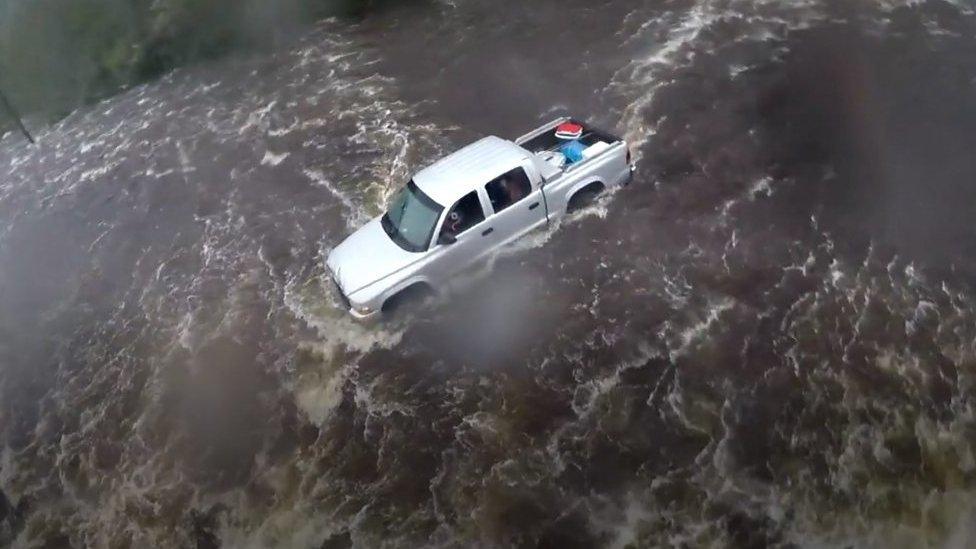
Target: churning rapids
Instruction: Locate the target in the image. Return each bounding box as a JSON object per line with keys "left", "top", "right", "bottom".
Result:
{"left": 3, "top": 0, "right": 976, "bottom": 547}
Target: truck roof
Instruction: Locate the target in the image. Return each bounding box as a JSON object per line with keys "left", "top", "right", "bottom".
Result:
{"left": 412, "top": 136, "right": 531, "bottom": 206}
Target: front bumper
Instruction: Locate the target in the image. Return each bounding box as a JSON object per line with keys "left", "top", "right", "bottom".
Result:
{"left": 349, "top": 305, "right": 381, "bottom": 323}
{"left": 332, "top": 276, "right": 381, "bottom": 323}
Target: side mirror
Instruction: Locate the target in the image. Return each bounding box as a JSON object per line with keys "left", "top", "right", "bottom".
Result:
{"left": 438, "top": 233, "right": 457, "bottom": 246}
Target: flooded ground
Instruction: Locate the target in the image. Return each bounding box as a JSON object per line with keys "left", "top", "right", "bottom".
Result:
{"left": 2, "top": 0, "right": 976, "bottom": 547}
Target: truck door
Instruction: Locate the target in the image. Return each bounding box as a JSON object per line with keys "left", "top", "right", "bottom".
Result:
{"left": 483, "top": 165, "right": 548, "bottom": 247}
{"left": 428, "top": 190, "right": 491, "bottom": 282}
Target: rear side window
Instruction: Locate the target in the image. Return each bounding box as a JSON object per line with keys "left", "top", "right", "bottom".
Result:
{"left": 441, "top": 191, "right": 486, "bottom": 238}
{"left": 485, "top": 168, "right": 532, "bottom": 214}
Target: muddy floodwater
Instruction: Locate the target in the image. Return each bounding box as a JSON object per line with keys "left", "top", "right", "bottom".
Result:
{"left": 2, "top": 0, "right": 976, "bottom": 547}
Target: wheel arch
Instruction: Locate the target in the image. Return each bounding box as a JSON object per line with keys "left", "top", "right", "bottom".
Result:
{"left": 566, "top": 178, "right": 606, "bottom": 211}
{"left": 380, "top": 279, "right": 436, "bottom": 313}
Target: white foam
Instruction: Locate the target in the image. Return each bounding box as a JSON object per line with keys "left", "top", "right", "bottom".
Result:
{"left": 261, "top": 150, "right": 290, "bottom": 167}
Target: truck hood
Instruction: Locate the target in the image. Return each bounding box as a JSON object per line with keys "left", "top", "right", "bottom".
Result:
{"left": 326, "top": 217, "right": 422, "bottom": 297}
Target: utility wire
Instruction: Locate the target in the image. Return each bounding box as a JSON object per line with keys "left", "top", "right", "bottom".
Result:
{"left": 0, "top": 86, "right": 34, "bottom": 144}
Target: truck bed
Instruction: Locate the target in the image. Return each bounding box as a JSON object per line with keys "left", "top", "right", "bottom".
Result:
{"left": 516, "top": 118, "right": 622, "bottom": 169}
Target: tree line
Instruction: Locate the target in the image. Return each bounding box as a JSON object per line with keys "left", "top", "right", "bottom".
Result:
{"left": 0, "top": 0, "right": 399, "bottom": 122}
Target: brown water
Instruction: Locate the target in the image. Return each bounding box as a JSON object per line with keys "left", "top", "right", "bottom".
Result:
{"left": 2, "top": 0, "right": 976, "bottom": 547}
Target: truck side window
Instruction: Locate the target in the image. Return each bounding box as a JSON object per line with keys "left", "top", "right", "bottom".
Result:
{"left": 441, "top": 191, "right": 485, "bottom": 238}
{"left": 485, "top": 168, "right": 532, "bottom": 214}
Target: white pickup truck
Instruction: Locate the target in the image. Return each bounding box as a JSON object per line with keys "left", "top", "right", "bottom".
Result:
{"left": 326, "top": 117, "right": 635, "bottom": 320}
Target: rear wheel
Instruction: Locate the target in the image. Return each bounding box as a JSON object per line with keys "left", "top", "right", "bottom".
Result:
{"left": 567, "top": 182, "right": 605, "bottom": 213}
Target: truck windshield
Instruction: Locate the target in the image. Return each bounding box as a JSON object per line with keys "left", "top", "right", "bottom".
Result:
{"left": 381, "top": 180, "right": 443, "bottom": 253}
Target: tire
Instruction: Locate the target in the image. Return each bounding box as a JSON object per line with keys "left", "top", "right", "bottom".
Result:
{"left": 567, "top": 183, "right": 605, "bottom": 213}
{"left": 381, "top": 283, "right": 435, "bottom": 318}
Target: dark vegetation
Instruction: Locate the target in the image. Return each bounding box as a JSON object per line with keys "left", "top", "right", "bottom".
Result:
{"left": 0, "top": 0, "right": 403, "bottom": 123}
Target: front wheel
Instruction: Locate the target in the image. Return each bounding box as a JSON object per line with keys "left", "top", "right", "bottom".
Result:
{"left": 381, "top": 283, "right": 436, "bottom": 319}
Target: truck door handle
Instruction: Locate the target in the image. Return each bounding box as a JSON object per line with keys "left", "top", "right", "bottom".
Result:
{"left": 482, "top": 228, "right": 494, "bottom": 236}
{"left": 528, "top": 202, "right": 540, "bottom": 210}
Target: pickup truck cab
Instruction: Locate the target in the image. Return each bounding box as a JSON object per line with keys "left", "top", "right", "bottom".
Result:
{"left": 326, "top": 117, "right": 634, "bottom": 320}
